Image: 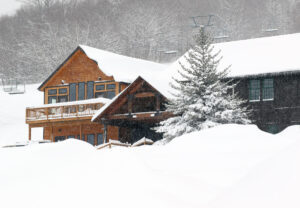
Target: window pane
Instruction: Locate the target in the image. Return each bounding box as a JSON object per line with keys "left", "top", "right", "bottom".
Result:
{"left": 96, "top": 84, "right": 105, "bottom": 91}
{"left": 106, "top": 91, "right": 116, "bottom": 99}
{"left": 87, "top": 134, "right": 95, "bottom": 145}
{"left": 87, "top": 81, "right": 94, "bottom": 99}
{"left": 95, "top": 92, "right": 105, "bottom": 98}
{"left": 48, "top": 89, "right": 57, "bottom": 95}
{"left": 59, "top": 88, "right": 67, "bottom": 94}
{"left": 263, "top": 79, "right": 274, "bottom": 100}
{"left": 249, "top": 80, "right": 260, "bottom": 101}
{"left": 54, "top": 136, "right": 65, "bottom": 142}
{"left": 97, "top": 133, "right": 103, "bottom": 145}
{"left": 69, "top": 83, "right": 77, "bottom": 102}
{"left": 48, "top": 96, "right": 57, "bottom": 104}
{"left": 67, "top": 135, "right": 75, "bottom": 139}
{"left": 78, "top": 82, "right": 85, "bottom": 100}
{"left": 81, "top": 134, "right": 85, "bottom": 141}
{"left": 58, "top": 96, "right": 68, "bottom": 103}
{"left": 107, "top": 84, "right": 116, "bottom": 90}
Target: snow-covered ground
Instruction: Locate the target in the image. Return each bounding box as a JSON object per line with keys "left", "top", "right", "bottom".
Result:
{"left": 0, "top": 84, "right": 43, "bottom": 145}
{"left": 0, "top": 124, "right": 300, "bottom": 208}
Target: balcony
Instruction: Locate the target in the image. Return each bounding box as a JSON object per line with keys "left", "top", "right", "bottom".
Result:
{"left": 26, "top": 98, "right": 110, "bottom": 124}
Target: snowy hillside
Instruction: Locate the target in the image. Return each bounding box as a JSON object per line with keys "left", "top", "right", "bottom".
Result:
{"left": 0, "top": 84, "right": 43, "bottom": 145}
{"left": 1, "top": 124, "right": 300, "bottom": 208}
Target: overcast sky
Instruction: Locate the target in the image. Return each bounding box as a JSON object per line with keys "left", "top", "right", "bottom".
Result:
{"left": 0, "top": 0, "right": 22, "bottom": 17}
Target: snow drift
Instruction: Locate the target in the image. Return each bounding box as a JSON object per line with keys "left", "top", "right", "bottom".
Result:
{"left": 0, "top": 124, "right": 300, "bottom": 208}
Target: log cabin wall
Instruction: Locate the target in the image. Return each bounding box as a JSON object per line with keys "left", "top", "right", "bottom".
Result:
{"left": 232, "top": 74, "right": 300, "bottom": 133}
{"left": 42, "top": 49, "right": 129, "bottom": 104}
{"left": 43, "top": 122, "right": 119, "bottom": 145}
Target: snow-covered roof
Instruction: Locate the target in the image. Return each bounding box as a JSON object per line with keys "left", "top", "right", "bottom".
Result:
{"left": 170, "top": 33, "right": 300, "bottom": 79}
{"left": 80, "top": 45, "right": 172, "bottom": 97}
{"left": 28, "top": 97, "right": 111, "bottom": 109}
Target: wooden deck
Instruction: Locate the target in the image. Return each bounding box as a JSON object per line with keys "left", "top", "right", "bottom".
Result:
{"left": 26, "top": 102, "right": 104, "bottom": 124}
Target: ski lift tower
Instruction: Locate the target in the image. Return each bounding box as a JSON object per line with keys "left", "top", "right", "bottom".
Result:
{"left": 190, "top": 14, "right": 230, "bottom": 42}
{"left": 1, "top": 77, "right": 26, "bottom": 94}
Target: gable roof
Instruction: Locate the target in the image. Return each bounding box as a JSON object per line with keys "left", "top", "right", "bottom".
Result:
{"left": 91, "top": 76, "right": 167, "bottom": 122}
{"left": 169, "top": 33, "right": 300, "bottom": 79}
{"left": 38, "top": 45, "right": 172, "bottom": 97}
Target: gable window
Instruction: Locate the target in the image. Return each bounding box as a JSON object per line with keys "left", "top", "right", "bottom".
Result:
{"left": 87, "top": 81, "right": 94, "bottom": 99}
{"left": 69, "top": 83, "right": 77, "bottom": 101}
{"left": 107, "top": 84, "right": 116, "bottom": 90}
{"left": 48, "top": 96, "right": 57, "bottom": 104}
{"left": 249, "top": 80, "right": 260, "bottom": 102}
{"left": 96, "top": 84, "right": 105, "bottom": 91}
{"left": 262, "top": 79, "right": 274, "bottom": 100}
{"left": 48, "top": 89, "right": 57, "bottom": 95}
{"left": 59, "top": 88, "right": 67, "bottom": 94}
{"left": 78, "top": 82, "right": 85, "bottom": 100}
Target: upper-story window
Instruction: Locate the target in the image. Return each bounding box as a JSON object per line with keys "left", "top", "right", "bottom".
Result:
{"left": 95, "top": 82, "right": 116, "bottom": 99}
{"left": 47, "top": 87, "right": 68, "bottom": 104}
{"left": 262, "top": 79, "right": 274, "bottom": 100}
{"left": 249, "top": 80, "right": 260, "bottom": 102}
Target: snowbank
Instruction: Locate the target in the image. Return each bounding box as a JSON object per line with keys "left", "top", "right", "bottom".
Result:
{"left": 1, "top": 124, "right": 299, "bottom": 208}
{"left": 0, "top": 84, "right": 43, "bottom": 145}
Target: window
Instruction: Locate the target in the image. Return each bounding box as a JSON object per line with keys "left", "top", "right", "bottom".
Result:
{"left": 96, "top": 84, "right": 105, "bottom": 91}
{"left": 67, "top": 135, "right": 75, "bottom": 139}
{"left": 95, "top": 92, "right": 105, "bottom": 98}
{"left": 78, "top": 82, "right": 85, "bottom": 100}
{"left": 87, "top": 81, "right": 94, "bottom": 99}
{"left": 81, "top": 134, "right": 85, "bottom": 141}
{"left": 87, "top": 134, "right": 95, "bottom": 145}
{"left": 48, "top": 96, "right": 57, "bottom": 104}
{"left": 107, "top": 84, "right": 116, "bottom": 90}
{"left": 59, "top": 88, "right": 67, "bottom": 94}
{"left": 69, "top": 83, "right": 77, "bottom": 102}
{"left": 107, "top": 91, "right": 116, "bottom": 99}
{"left": 48, "top": 89, "right": 57, "bottom": 95}
{"left": 54, "top": 136, "right": 65, "bottom": 142}
{"left": 58, "top": 96, "right": 68, "bottom": 103}
{"left": 97, "top": 133, "right": 103, "bottom": 145}
{"left": 249, "top": 80, "right": 260, "bottom": 101}
{"left": 263, "top": 79, "right": 274, "bottom": 100}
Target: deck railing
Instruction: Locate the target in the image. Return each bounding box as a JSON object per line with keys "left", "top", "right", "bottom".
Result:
{"left": 26, "top": 103, "right": 103, "bottom": 122}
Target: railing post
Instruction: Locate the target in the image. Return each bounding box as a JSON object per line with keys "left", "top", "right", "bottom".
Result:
{"left": 61, "top": 106, "right": 63, "bottom": 118}
{"left": 46, "top": 108, "right": 49, "bottom": 120}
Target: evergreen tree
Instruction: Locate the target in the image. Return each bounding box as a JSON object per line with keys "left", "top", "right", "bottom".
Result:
{"left": 156, "top": 28, "right": 251, "bottom": 142}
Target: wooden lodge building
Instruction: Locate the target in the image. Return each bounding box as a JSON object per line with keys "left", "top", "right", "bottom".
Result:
{"left": 26, "top": 45, "right": 171, "bottom": 145}
{"left": 26, "top": 33, "right": 300, "bottom": 145}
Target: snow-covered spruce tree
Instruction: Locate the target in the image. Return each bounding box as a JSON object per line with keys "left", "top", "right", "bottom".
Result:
{"left": 156, "top": 27, "right": 251, "bottom": 142}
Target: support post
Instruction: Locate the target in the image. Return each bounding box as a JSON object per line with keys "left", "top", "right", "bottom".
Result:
{"left": 80, "top": 124, "right": 82, "bottom": 140}
{"left": 156, "top": 94, "right": 161, "bottom": 114}
{"left": 128, "top": 94, "right": 134, "bottom": 116}
{"left": 50, "top": 124, "right": 54, "bottom": 142}
{"left": 28, "top": 125, "right": 32, "bottom": 141}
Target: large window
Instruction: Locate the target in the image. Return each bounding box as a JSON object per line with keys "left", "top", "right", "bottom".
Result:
{"left": 48, "top": 96, "right": 57, "bottom": 104}
{"left": 249, "top": 80, "right": 260, "bottom": 101}
{"left": 262, "top": 79, "right": 274, "bottom": 100}
{"left": 87, "top": 134, "right": 95, "bottom": 145}
{"left": 87, "top": 81, "right": 94, "bottom": 99}
{"left": 78, "top": 82, "right": 85, "bottom": 100}
{"left": 69, "top": 83, "right": 77, "bottom": 101}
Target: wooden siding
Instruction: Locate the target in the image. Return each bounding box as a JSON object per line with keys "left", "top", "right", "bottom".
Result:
{"left": 43, "top": 122, "right": 119, "bottom": 144}
{"left": 232, "top": 74, "right": 300, "bottom": 133}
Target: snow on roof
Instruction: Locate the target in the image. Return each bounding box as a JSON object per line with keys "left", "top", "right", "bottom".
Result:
{"left": 91, "top": 85, "right": 129, "bottom": 122}
{"left": 80, "top": 45, "right": 172, "bottom": 97}
{"left": 169, "top": 33, "right": 300, "bottom": 79}
{"left": 28, "top": 97, "right": 111, "bottom": 109}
